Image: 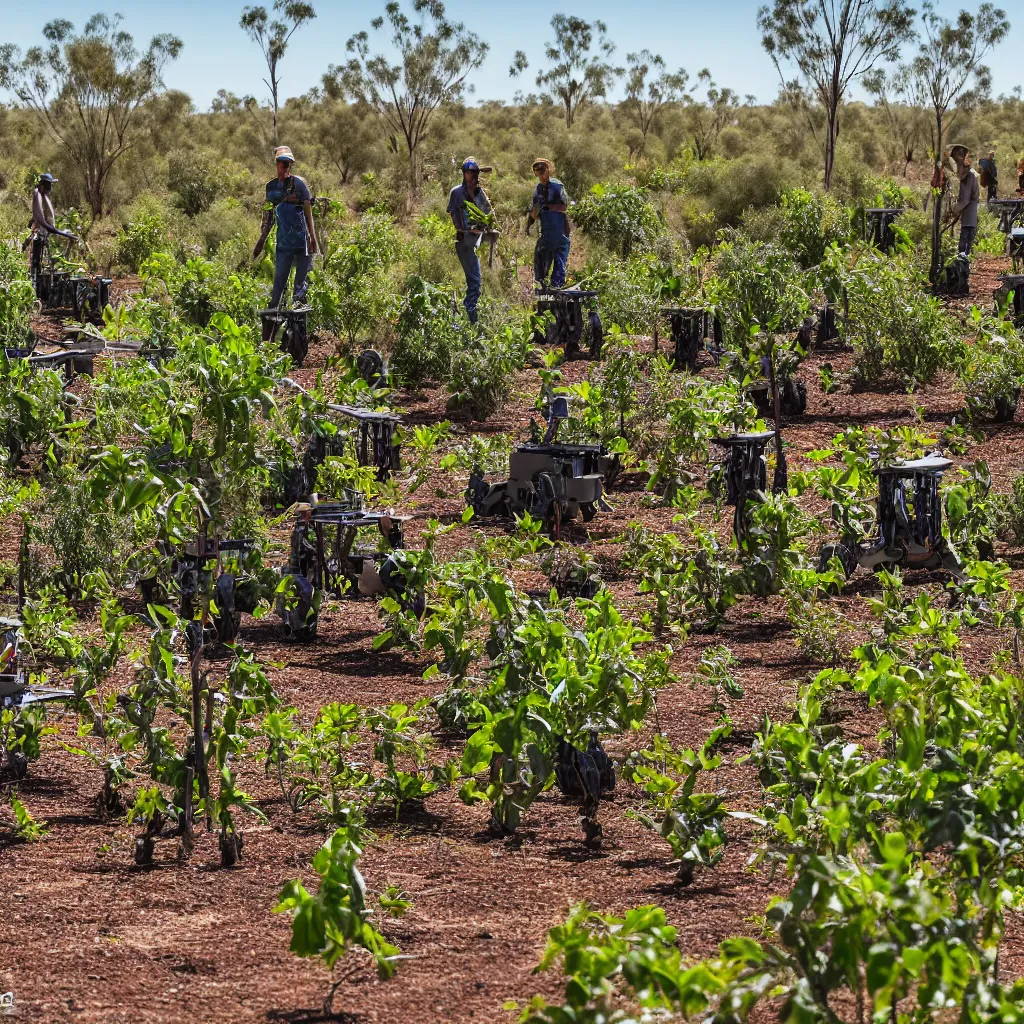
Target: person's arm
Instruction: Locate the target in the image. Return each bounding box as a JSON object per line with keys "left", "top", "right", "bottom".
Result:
{"left": 302, "top": 201, "right": 318, "bottom": 254}
{"left": 952, "top": 178, "right": 971, "bottom": 216}
{"left": 546, "top": 182, "right": 568, "bottom": 214}
{"left": 448, "top": 188, "right": 469, "bottom": 239}
{"left": 253, "top": 206, "right": 273, "bottom": 259}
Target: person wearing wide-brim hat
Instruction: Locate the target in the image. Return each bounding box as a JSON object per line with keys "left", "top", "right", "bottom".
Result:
{"left": 944, "top": 144, "right": 980, "bottom": 257}
{"left": 527, "top": 158, "right": 570, "bottom": 290}
{"left": 446, "top": 157, "right": 492, "bottom": 324}
{"left": 253, "top": 145, "right": 319, "bottom": 308}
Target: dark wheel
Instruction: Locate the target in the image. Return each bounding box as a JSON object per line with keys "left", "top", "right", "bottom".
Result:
{"left": 6, "top": 752, "right": 29, "bottom": 781}
{"left": 135, "top": 835, "right": 155, "bottom": 867}
{"left": 580, "top": 502, "right": 597, "bottom": 522}
{"left": 587, "top": 308, "right": 604, "bottom": 360}
{"left": 818, "top": 542, "right": 857, "bottom": 579}
{"left": 357, "top": 349, "right": 386, "bottom": 388}
{"left": 283, "top": 323, "right": 308, "bottom": 367}
{"left": 219, "top": 830, "right": 244, "bottom": 867}
{"left": 781, "top": 378, "right": 807, "bottom": 416}
{"left": 214, "top": 611, "right": 242, "bottom": 645}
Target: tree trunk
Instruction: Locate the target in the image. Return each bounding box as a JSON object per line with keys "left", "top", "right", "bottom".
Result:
{"left": 930, "top": 113, "right": 944, "bottom": 285}
{"left": 823, "top": 103, "right": 838, "bottom": 191}
{"left": 272, "top": 76, "right": 279, "bottom": 145}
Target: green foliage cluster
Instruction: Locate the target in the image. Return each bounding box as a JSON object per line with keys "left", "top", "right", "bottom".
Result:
{"left": 572, "top": 182, "right": 663, "bottom": 257}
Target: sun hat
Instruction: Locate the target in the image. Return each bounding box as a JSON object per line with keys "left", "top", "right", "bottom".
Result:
{"left": 532, "top": 158, "right": 553, "bottom": 173}
{"left": 38, "top": 173, "right": 58, "bottom": 184}
{"left": 274, "top": 146, "right": 295, "bottom": 163}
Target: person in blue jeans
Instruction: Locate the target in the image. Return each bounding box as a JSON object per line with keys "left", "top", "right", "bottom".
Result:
{"left": 527, "top": 158, "right": 570, "bottom": 290}
{"left": 253, "top": 145, "right": 319, "bottom": 308}
{"left": 446, "top": 158, "right": 492, "bottom": 323}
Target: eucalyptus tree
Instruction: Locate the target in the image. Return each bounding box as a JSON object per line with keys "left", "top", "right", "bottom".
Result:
{"left": 758, "top": 0, "right": 916, "bottom": 189}
{"left": 510, "top": 15, "right": 622, "bottom": 130}
{"left": 330, "top": 0, "right": 488, "bottom": 196}
{"left": 0, "top": 14, "right": 182, "bottom": 220}
{"left": 622, "top": 50, "right": 689, "bottom": 154}
{"left": 239, "top": 0, "right": 317, "bottom": 144}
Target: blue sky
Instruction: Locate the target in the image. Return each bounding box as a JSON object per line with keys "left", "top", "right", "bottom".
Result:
{"left": 1, "top": 1, "right": 1020, "bottom": 111}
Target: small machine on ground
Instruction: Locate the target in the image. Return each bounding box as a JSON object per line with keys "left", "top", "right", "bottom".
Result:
{"left": 139, "top": 536, "right": 265, "bottom": 648}
{"left": 280, "top": 377, "right": 403, "bottom": 504}
{"left": 936, "top": 253, "right": 971, "bottom": 297}
{"left": 710, "top": 431, "right": 775, "bottom": 543}
{"left": 990, "top": 198, "right": 1024, "bottom": 235}
{"left": 864, "top": 208, "right": 904, "bottom": 253}
{"left": 818, "top": 455, "right": 964, "bottom": 581}
{"left": 1, "top": 543, "right": 74, "bottom": 779}
{"left": 534, "top": 289, "right": 603, "bottom": 360}
{"left": 465, "top": 398, "right": 619, "bottom": 538}
{"left": 661, "top": 306, "right": 724, "bottom": 372}
{"left": 260, "top": 305, "right": 311, "bottom": 367}
{"left": 749, "top": 377, "right": 807, "bottom": 417}
{"left": 995, "top": 273, "right": 1024, "bottom": 327}
{"left": 278, "top": 494, "right": 416, "bottom": 642}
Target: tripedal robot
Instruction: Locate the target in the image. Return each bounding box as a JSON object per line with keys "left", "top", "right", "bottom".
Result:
{"left": 818, "top": 455, "right": 964, "bottom": 581}
{"left": 278, "top": 495, "right": 418, "bottom": 642}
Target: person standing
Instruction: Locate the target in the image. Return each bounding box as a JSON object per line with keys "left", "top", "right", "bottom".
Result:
{"left": 978, "top": 150, "right": 998, "bottom": 201}
{"left": 947, "top": 145, "right": 979, "bottom": 257}
{"left": 527, "top": 158, "right": 570, "bottom": 290}
{"left": 28, "top": 173, "right": 75, "bottom": 281}
{"left": 446, "top": 158, "right": 492, "bottom": 324}
{"left": 253, "top": 145, "right": 319, "bottom": 308}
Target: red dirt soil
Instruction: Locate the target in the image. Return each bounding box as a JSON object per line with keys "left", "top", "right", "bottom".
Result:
{"left": 1, "top": 256, "right": 1023, "bottom": 1023}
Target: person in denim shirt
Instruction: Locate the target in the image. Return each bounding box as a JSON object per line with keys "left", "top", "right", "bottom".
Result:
{"left": 446, "top": 158, "right": 492, "bottom": 323}
{"left": 253, "top": 145, "right": 319, "bottom": 308}
{"left": 527, "top": 158, "right": 570, "bottom": 289}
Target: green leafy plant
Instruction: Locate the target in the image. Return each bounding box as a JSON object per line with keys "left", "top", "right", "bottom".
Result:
{"left": 274, "top": 812, "right": 406, "bottom": 1015}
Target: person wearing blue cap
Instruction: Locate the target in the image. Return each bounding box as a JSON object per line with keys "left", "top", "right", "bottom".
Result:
{"left": 29, "top": 173, "right": 75, "bottom": 282}
{"left": 447, "top": 158, "right": 492, "bottom": 324}
{"left": 253, "top": 145, "right": 319, "bottom": 308}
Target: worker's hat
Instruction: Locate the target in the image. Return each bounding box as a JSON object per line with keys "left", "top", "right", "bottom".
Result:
{"left": 461, "top": 158, "right": 480, "bottom": 172}
{"left": 38, "top": 173, "right": 58, "bottom": 184}
{"left": 274, "top": 146, "right": 296, "bottom": 163}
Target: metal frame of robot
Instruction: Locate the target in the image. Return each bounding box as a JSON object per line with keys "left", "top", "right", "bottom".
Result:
{"left": 712, "top": 432, "right": 963, "bottom": 580}
{"left": 465, "top": 397, "right": 619, "bottom": 535}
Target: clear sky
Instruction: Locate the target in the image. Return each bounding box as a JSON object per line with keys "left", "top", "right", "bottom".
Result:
{"left": 1, "top": 0, "right": 1020, "bottom": 111}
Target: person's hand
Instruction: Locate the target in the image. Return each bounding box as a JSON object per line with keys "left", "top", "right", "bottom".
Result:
{"left": 309, "top": 239, "right": 319, "bottom": 255}
{"left": 252, "top": 242, "right": 263, "bottom": 261}
{"left": 455, "top": 230, "right": 465, "bottom": 242}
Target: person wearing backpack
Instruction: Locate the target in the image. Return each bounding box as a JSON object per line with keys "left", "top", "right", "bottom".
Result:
{"left": 253, "top": 145, "right": 319, "bottom": 308}
{"left": 527, "top": 158, "right": 570, "bottom": 290}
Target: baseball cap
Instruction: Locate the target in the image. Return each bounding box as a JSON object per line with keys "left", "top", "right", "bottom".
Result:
{"left": 461, "top": 158, "right": 480, "bottom": 172}
{"left": 39, "top": 173, "right": 58, "bottom": 184}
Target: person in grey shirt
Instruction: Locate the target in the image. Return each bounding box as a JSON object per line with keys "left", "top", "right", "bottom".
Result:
{"left": 947, "top": 145, "right": 979, "bottom": 256}
{"left": 446, "top": 158, "right": 491, "bottom": 324}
